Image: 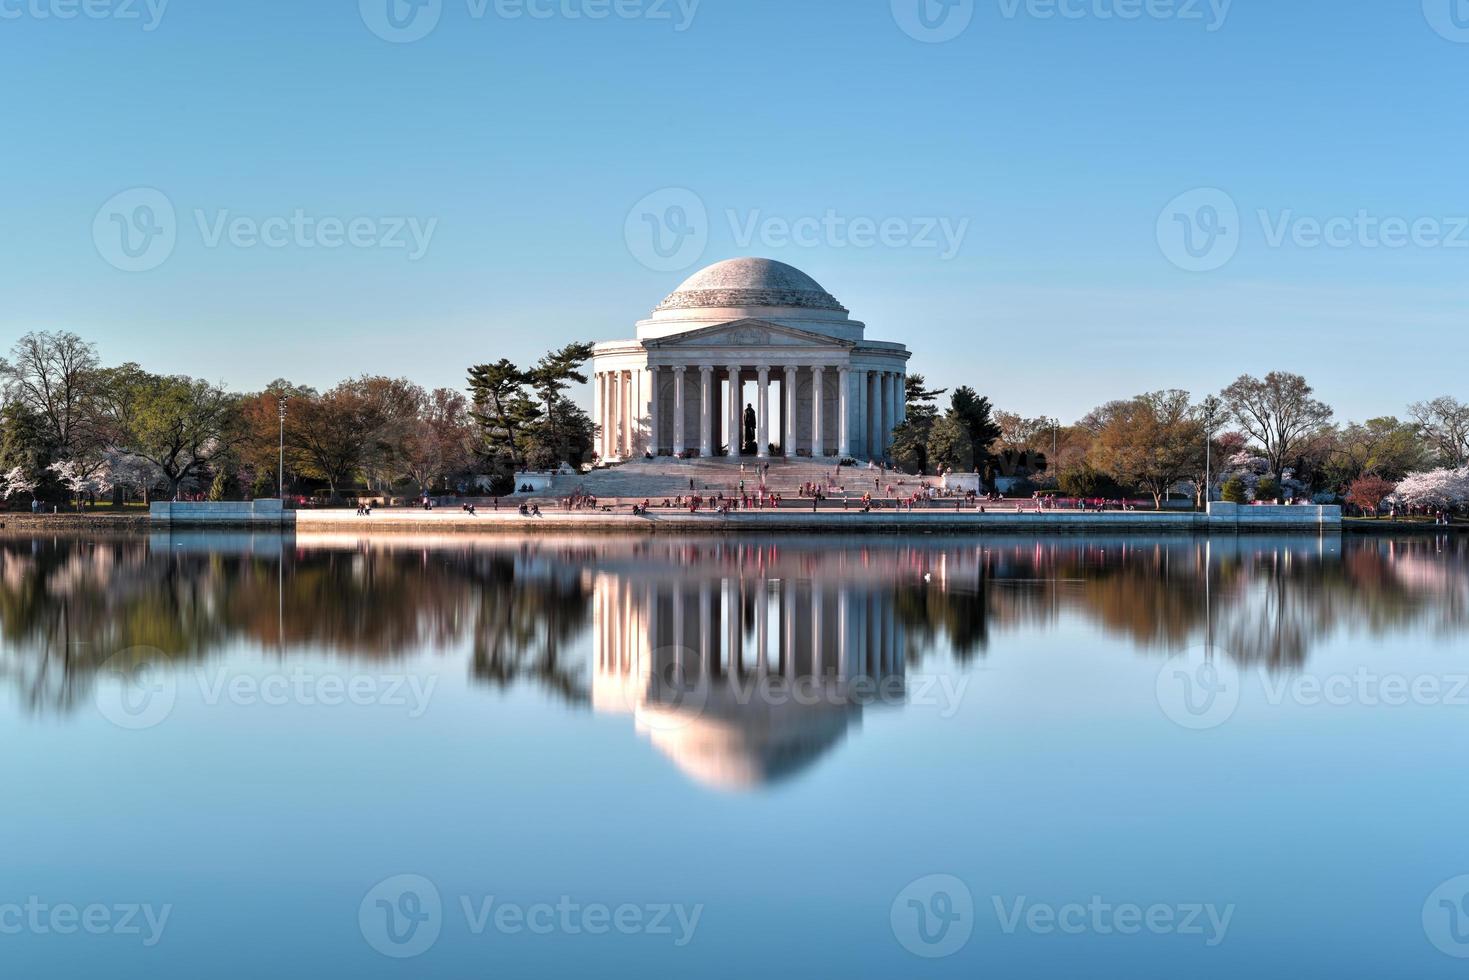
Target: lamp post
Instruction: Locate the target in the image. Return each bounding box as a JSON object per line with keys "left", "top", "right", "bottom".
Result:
{"left": 1200, "top": 395, "right": 1222, "bottom": 510}
{"left": 278, "top": 396, "right": 287, "bottom": 500}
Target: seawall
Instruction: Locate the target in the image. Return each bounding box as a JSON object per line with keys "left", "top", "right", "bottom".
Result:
{"left": 144, "top": 500, "right": 1341, "bottom": 535}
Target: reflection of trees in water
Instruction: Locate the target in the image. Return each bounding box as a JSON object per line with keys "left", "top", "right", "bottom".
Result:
{"left": 884, "top": 537, "right": 1469, "bottom": 670}
{"left": 2, "top": 534, "right": 1466, "bottom": 716}
{"left": 0, "top": 535, "right": 595, "bottom": 714}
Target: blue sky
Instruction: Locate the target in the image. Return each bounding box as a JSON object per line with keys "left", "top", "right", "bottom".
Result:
{"left": 1, "top": 0, "right": 1465, "bottom": 423}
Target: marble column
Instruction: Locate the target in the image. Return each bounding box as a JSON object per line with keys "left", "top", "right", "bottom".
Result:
{"left": 699, "top": 365, "right": 714, "bottom": 457}
{"left": 592, "top": 372, "right": 602, "bottom": 460}
{"left": 784, "top": 366, "right": 798, "bottom": 458}
{"left": 647, "top": 366, "right": 660, "bottom": 457}
{"left": 853, "top": 369, "right": 868, "bottom": 459}
{"left": 838, "top": 368, "right": 851, "bottom": 458}
{"left": 867, "top": 371, "right": 881, "bottom": 459}
{"left": 608, "top": 371, "right": 621, "bottom": 460}
{"left": 727, "top": 364, "right": 741, "bottom": 455}
{"left": 756, "top": 365, "right": 770, "bottom": 459}
{"left": 672, "top": 367, "right": 686, "bottom": 457}
{"left": 811, "top": 587, "right": 824, "bottom": 677}
{"left": 877, "top": 372, "right": 890, "bottom": 456}
{"left": 811, "top": 366, "right": 825, "bottom": 458}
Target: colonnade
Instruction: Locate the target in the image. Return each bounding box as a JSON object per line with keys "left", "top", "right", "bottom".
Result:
{"left": 592, "top": 362, "right": 907, "bottom": 462}
{"left": 593, "top": 574, "right": 907, "bottom": 687}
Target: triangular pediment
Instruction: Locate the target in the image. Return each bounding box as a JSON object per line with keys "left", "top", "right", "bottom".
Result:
{"left": 645, "top": 319, "right": 854, "bottom": 350}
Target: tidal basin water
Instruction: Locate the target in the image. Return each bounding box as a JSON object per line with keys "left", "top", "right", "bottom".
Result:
{"left": 3, "top": 531, "right": 1469, "bottom": 977}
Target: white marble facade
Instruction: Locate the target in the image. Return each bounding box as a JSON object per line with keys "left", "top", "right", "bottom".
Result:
{"left": 592, "top": 258, "right": 911, "bottom": 462}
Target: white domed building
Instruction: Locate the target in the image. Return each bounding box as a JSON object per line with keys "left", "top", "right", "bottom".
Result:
{"left": 591, "top": 258, "right": 910, "bottom": 462}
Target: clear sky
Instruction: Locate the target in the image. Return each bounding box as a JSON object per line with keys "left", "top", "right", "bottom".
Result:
{"left": 1, "top": 0, "right": 1465, "bottom": 424}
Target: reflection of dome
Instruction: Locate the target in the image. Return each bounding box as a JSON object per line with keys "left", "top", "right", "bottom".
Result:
{"left": 654, "top": 258, "right": 847, "bottom": 314}
{"left": 638, "top": 692, "right": 856, "bottom": 793}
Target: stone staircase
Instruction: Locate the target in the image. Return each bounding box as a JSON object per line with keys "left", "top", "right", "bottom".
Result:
{"left": 529, "top": 458, "right": 911, "bottom": 501}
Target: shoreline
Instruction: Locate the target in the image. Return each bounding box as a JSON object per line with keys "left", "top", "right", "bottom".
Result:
{"left": 13, "top": 508, "right": 1461, "bottom": 537}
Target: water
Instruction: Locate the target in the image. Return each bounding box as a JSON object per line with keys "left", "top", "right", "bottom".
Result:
{"left": 2, "top": 530, "right": 1468, "bottom": 977}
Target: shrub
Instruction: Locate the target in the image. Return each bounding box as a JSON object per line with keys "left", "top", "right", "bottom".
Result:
{"left": 1221, "top": 476, "right": 1248, "bottom": 503}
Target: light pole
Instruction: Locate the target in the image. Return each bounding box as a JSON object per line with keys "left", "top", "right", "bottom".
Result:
{"left": 278, "top": 396, "right": 287, "bottom": 500}
{"left": 1200, "top": 396, "right": 1222, "bottom": 510}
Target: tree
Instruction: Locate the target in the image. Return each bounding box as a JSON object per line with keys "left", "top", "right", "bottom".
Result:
{"left": 524, "top": 343, "right": 595, "bottom": 470}
{"left": 1326, "top": 417, "right": 1430, "bottom": 488}
{"left": 1220, "top": 476, "right": 1248, "bottom": 503}
{"left": 285, "top": 379, "right": 396, "bottom": 501}
{"left": 1409, "top": 397, "right": 1469, "bottom": 467}
{"left": 100, "top": 368, "right": 241, "bottom": 499}
{"left": 0, "top": 466, "right": 38, "bottom": 501}
{"left": 0, "top": 401, "right": 58, "bottom": 503}
{"left": 401, "top": 388, "right": 475, "bottom": 494}
{"left": 1346, "top": 475, "right": 1396, "bottom": 517}
{"left": 946, "top": 387, "right": 1002, "bottom": 472}
{"left": 467, "top": 359, "right": 537, "bottom": 470}
{"left": 238, "top": 381, "right": 316, "bottom": 498}
{"left": 1, "top": 331, "right": 103, "bottom": 462}
{"left": 1086, "top": 390, "right": 1204, "bottom": 509}
{"left": 1392, "top": 467, "right": 1469, "bottom": 511}
{"left": 890, "top": 374, "right": 944, "bottom": 473}
{"left": 1221, "top": 372, "right": 1334, "bottom": 479}
{"left": 354, "top": 376, "right": 423, "bottom": 494}
{"left": 926, "top": 414, "right": 974, "bottom": 472}
{"left": 1254, "top": 476, "right": 1280, "bottom": 504}
{"left": 995, "top": 411, "right": 1054, "bottom": 454}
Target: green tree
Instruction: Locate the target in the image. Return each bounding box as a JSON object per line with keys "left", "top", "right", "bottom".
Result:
{"left": 467, "top": 359, "right": 538, "bottom": 470}
{"left": 890, "top": 374, "right": 945, "bottom": 473}
{"left": 0, "top": 401, "right": 60, "bottom": 503}
{"left": 1221, "top": 476, "right": 1248, "bottom": 503}
{"left": 100, "top": 368, "right": 242, "bottom": 499}
{"left": 927, "top": 414, "right": 974, "bottom": 472}
{"left": 950, "top": 388, "right": 1002, "bottom": 463}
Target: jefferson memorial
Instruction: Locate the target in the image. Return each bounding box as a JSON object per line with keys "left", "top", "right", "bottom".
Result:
{"left": 591, "top": 258, "right": 911, "bottom": 462}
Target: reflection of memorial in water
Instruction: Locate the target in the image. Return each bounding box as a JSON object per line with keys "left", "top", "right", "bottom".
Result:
{"left": 591, "top": 562, "right": 907, "bottom": 792}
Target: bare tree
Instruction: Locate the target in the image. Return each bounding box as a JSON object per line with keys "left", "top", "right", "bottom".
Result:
{"left": 1220, "top": 372, "right": 1334, "bottom": 478}
{"left": 2, "top": 331, "right": 103, "bottom": 460}
{"left": 1409, "top": 396, "right": 1469, "bottom": 467}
